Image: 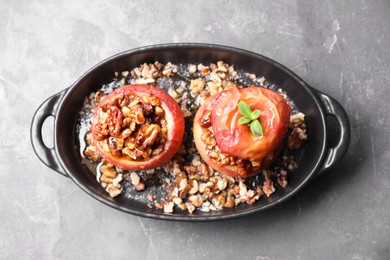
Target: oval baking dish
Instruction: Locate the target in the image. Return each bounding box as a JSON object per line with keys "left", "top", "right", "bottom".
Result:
{"left": 31, "top": 43, "right": 350, "bottom": 221}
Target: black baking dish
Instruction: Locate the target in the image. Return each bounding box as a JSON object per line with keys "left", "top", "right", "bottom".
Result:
{"left": 31, "top": 43, "right": 350, "bottom": 221}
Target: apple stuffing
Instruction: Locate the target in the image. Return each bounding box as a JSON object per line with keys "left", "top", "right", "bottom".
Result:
{"left": 91, "top": 84, "right": 185, "bottom": 171}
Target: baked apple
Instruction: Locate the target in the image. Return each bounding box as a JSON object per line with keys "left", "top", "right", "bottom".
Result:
{"left": 193, "top": 85, "right": 290, "bottom": 178}
{"left": 91, "top": 84, "right": 185, "bottom": 170}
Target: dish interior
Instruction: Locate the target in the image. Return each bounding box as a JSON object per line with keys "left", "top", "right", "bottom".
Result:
{"left": 55, "top": 45, "right": 326, "bottom": 219}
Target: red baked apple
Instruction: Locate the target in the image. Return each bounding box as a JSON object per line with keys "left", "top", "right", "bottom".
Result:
{"left": 193, "top": 85, "right": 290, "bottom": 178}
{"left": 91, "top": 84, "right": 185, "bottom": 170}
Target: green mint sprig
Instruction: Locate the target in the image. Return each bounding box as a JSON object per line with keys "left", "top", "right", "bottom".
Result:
{"left": 238, "top": 101, "right": 263, "bottom": 136}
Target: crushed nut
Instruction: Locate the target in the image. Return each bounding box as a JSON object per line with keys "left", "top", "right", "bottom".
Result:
{"left": 190, "top": 79, "right": 206, "bottom": 94}
{"left": 100, "top": 164, "right": 118, "bottom": 178}
{"left": 163, "top": 200, "right": 174, "bottom": 213}
{"left": 80, "top": 60, "right": 307, "bottom": 213}
{"left": 84, "top": 145, "right": 101, "bottom": 163}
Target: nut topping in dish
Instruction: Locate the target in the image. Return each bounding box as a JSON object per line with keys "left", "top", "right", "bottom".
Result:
{"left": 77, "top": 61, "right": 308, "bottom": 214}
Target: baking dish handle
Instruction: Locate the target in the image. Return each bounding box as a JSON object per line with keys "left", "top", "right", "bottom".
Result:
{"left": 30, "top": 89, "right": 69, "bottom": 177}
{"left": 314, "top": 90, "right": 351, "bottom": 176}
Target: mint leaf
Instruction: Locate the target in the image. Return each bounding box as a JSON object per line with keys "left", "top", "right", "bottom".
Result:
{"left": 238, "top": 117, "right": 252, "bottom": 125}
{"left": 250, "top": 119, "right": 263, "bottom": 136}
{"left": 250, "top": 109, "right": 261, "bottom": 120}
{"left": 238, "top": 101, "right": 252, "bottom": 118}
{"left": 238, "top": 100, "right": 264, "bottom": 136}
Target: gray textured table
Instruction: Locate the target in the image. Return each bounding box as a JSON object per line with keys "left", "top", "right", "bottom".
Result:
{"left": 1, "top": 0, "right": 389, "bottom": 259}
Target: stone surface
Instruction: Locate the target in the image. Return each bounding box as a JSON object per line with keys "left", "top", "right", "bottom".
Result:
{"left": 1, "top": 0, "right": 389, "bottom": 259}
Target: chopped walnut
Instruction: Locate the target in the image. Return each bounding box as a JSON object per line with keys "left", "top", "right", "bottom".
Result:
{"left": 262, "top": 171, "right": 275, "bottom": 197}
{"left": 128, "top": 172, "right": 145, "bottom": 191}
{"left": 277, "top": 170, "right": 288, "bottom": 188}
{"left": 288, "top": 113, "right": 308, "bottom": 149}
{"left": 190, "top": 79, "right": 206, "bottom": 94}
{"left": 163, "top": 200, "right": 175, "bottom": 213}
{"left": 84, "top": 145, "right": 101, "bottom": 163}
{"left": 100, "top": 164, "right": 117, "bottom": 178}
{"left": 102, "top": 173, "right": 123, "bottom": 198}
